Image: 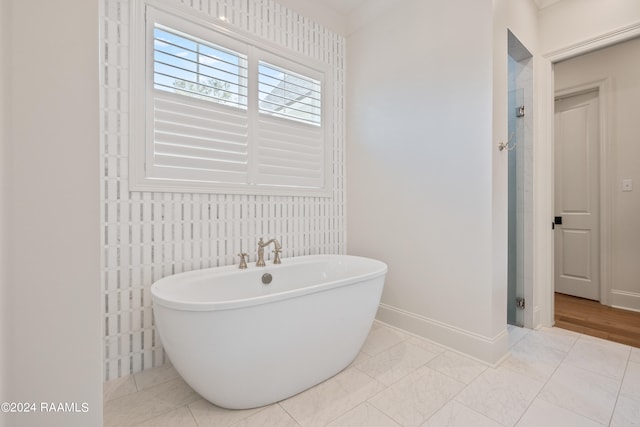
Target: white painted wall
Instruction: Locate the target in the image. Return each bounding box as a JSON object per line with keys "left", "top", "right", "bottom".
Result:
{"left": 4, "top": 0, "right": 103, "bottom": 426}
{"left": 554, "top": 37, "right": 640, "bottom": 311}
{"left": 539, "top": 0, "right": 640, "bottom": 54}
{"left": 508, "top": 0, "right": 538, "bottom": 47}
{"left": 270, "top": 0, "right": 347, "bottom": 35}
{"left": 347, "top": 0, "right": 406, "bottom": 35}
{"left": 492, "top": 0, "right": 510, "bottom": 342}
{"left": 346, "top": 0, "right": 540, "bottom": 360}
{"left": 0, "top": 0, "right": 8, "bottom": 417}
{"left": 347, "top": 0, "right": 506, "bottom": 363}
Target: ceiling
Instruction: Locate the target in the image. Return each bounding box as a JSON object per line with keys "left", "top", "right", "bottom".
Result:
{"left": 314, "top": 0, "right": 368, "bottom": 16}
{"left": 316, "top": 0, "right": 564, "bottom": 17}
{"left": 533, "top": 0, "right": 564, "bottom": 9}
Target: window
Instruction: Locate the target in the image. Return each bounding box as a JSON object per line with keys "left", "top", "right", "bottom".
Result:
{"left": 130, "top": 2, "right": 331, "bottom": 196}
{"left": 258, "top": 61, "right": 321, "bottom": 126}
{"left": 154, "top": 26, "right": 248, "bottom": 109}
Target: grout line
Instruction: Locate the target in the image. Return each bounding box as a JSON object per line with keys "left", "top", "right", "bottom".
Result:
{"left": 275, "top": 402, "right": 302, "bottom": 427}
{"left": 516, "top": 329, "right": 581, "bottom": 421}
{"left": 187, "top": 403, "right": 200, "bottom": 427}
{"left": 607, "top": 346, "right": 633, "bottom": 427}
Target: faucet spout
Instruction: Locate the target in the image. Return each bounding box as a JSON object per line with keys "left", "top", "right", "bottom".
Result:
{"left": 256, "top": 238, "right": 282, "bottom": 266}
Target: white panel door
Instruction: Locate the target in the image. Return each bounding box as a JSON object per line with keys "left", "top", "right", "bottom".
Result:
{"left": 554, "top": 90, "right": 600, "bottom": 300}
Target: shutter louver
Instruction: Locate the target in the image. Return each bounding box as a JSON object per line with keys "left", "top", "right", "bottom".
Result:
{"left": 152, "top": 92, "right": 249, "bottom": 184}
{"left": 256, "top": 116, "right": 324, "bottom": 188}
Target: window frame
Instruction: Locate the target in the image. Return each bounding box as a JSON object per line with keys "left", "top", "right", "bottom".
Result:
{"left": 129, "top": 0, "right": 333, "bottom": 196}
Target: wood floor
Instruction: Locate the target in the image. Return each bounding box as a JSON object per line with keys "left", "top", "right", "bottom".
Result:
{"left": 555, "top": 292, "right": 640, "bottom": 348}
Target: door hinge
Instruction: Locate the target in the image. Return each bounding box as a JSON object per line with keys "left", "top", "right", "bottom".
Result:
{"left": 516, "top": 297, "right": 525, "bottom": 310}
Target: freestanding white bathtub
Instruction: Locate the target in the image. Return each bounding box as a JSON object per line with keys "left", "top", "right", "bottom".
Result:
{"left": 151, "top": 254, "right": 387, "bottom": 409}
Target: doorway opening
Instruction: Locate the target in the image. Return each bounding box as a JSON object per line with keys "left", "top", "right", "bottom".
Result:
{"left": 507, "top": 31, "right": 533, "bottom": 328}
{"left": 544, "top": 33, "right": 640, "bottom": 337}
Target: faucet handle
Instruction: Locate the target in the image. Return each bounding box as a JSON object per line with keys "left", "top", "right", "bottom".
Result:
{"left": 237, "top": 252, "right": 249, "bottom": 269}
{"left": 272, "top": 247, "right": 282, "bottom": 264}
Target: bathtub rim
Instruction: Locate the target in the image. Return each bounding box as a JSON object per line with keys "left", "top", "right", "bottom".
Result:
{"left": 151, "top": 254, "right": 387, "bottom": 312}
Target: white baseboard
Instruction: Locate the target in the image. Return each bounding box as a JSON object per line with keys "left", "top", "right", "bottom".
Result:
{"left": 376, "top": 303, "right": 509, "bottom": 366}
{"left": 610, "top": 290, "right": 640, "bottom": 313}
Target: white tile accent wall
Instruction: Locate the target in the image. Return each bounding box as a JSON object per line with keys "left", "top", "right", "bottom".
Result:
{"left": 100, "top": 0, "right": 346, "bottom": 381}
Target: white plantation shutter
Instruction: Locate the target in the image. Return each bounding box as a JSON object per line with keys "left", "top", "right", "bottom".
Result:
{"left": 147, "top": 18, "right": 251, "bottom": 186}
{"left": 131, "top": 3, "right": 330, "bottom": 195}
{"left": 151, "top": 91, "right": 249, "bottom": 184}
{"left": 256, "top": 59, "right": 324, "bottom": 189}
{"left": 256, "top": 114, "right": 324, "bottom": 189}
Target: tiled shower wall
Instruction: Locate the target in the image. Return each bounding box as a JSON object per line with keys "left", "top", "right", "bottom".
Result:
{"left": 101, "top": 0, "right": 346, "bottom": 381}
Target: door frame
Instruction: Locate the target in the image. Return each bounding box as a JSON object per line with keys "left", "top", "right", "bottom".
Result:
{"left": 537, "top": 22, "right": 640, "bottom": 327}
{"left": 554, "top": 78, "right": 612, "bottom": 305}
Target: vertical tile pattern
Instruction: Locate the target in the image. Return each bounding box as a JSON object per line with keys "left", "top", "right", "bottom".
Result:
{"left": 100, "top": 0, "right": 346, "bottom": 380}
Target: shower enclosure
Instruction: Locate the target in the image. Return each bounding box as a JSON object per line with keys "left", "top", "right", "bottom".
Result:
{"left": 507, "top": 31, "right": 533, "bottom": 327}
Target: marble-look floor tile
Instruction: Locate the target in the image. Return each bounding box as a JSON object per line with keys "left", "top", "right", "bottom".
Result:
{"left": 369, "top": 365, "right": 465, "bottom": 427}
{"left": 187, "top": 399, "right": 263, "bottom": 426}
{"left": 427, "top": 351, "right": 487, "bottom": 385}
{"left": 610, "top": 394, "right": 640, "bottom": 427}
{"left": 104, "top": 375, "right": 137, "bottom": 402}
{"left": 406, "top": 336, "right": 446, "bottom": 355}
{"left": 454, "top": 366, "right": 544, "bottom": 426}
{"left": 350, "top": 351, "right": 371, "bottom": 367}
{"left": 537, "top": 327, "right": 580, "bottom": 353}
{"left": 149, "top": 377, "right": 202, "bottom": 407}
{"left": 280, "top": 367, "right": 385, "bottom": 427}
{"left": 620, "top": 361, "right": 640, "bottom": 401}
{"left": 105, "top": 394, "right": 174, "bottom": 427}
{"left": 371, "top": 321, "right": 385, "bottom": 330}
{"left": 104, "top": 378, "right": 199, "bottom": 427}
{"left": 231, "top": 404, "right": 298, "bottom": 427}
{"left": 524, "top": 328, "right": 577, "bottom": 353}
{"left": 134, "top": 362, "right": 180, "bottom": 391}
{"left": 104, "top": 324, "right": 639, "bottom": 427}
{"left": 539, "top": 364, "right": 620, "bottom": 425}
{"left": 355, "top": 340, "right": 439, "bottom": 386}
{"left": 326, "top": 402, "right": 400, "bottom": 427}
{"left": 501, "top": 332, "right": 567, "bottom": 382}
{"left": 361, "top": 325, "right": 409, "bottom": 356}
{"left": 516, "top": 398, "right": 605, "bottom": 427}
{"left": 613, "top": 361, "right": 640, "bottom": 427}
{"left": 563, "top": 335, "right": 631, "bottom": 380}
{"left": 507, "top": 325, "right": 530, "bottom": 348}
{"left": 421, "top": 401, "right": 503, "bottom": 427}
{"left": 132, "top": 406, "right": 198, "bottom": 427}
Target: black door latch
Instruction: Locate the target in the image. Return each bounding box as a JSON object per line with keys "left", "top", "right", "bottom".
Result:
{"left": 552, "top": 216, "right": 563, "bottom": 230}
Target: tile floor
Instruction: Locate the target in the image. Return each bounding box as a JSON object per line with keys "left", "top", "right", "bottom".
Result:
{"left": 104, "top": 322, "right": 640, "bottom": 426}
